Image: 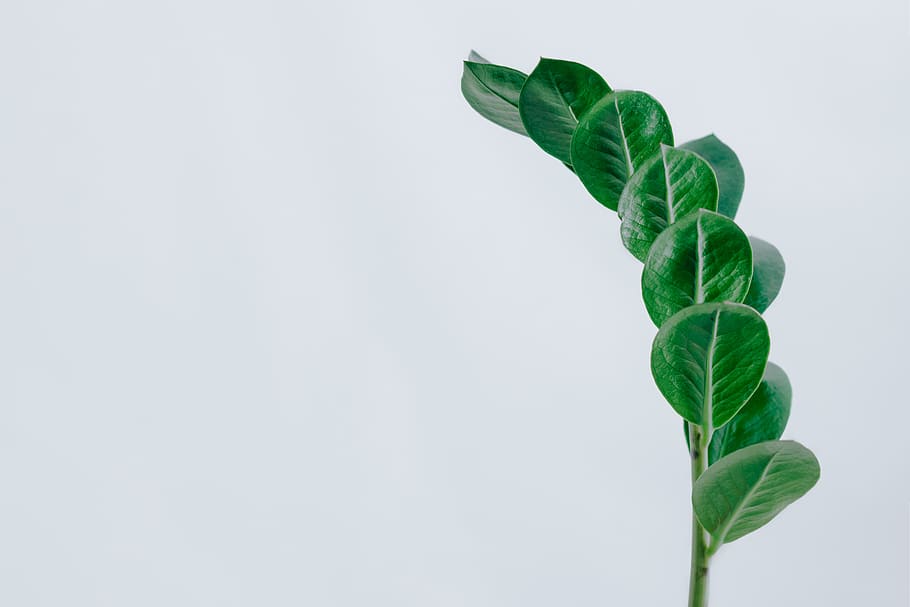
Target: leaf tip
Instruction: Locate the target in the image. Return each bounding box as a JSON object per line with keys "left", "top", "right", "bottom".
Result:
{"left": 467, "top": 49, "right": 489, "bottom": 63}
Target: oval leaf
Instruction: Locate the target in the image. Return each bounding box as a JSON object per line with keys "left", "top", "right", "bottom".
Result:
{"left": 618, "top": 145, "right": 719, "bottom": 261}
{"left": 708, "top": 362, "right": 792, "bottom": 464}
{"left": 651, "top": 302, "right": 769, "bottom": 430}
{"left": 461, "top": 60, "right": 528, "bottom": 136}
{"left": 680, "top": 134, "right": 745, "bottom": 218}
{"left": 518, "top": 58, "right": 611, "bottom": 164}
{"left": 642, "top": 210, "right": 752, "bottom": 327}
{"left": 693, "top": 440, "right": 820, "bottom": 546}
{"left": 570, "top": 91, "right": 673, "bottom": 211}
{"left": 743, "top": 236, "right": 785, "bottom": 313}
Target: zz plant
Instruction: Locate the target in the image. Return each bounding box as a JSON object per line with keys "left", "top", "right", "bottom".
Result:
{"left": 461, "top": 51, "right": 820, "bottom": 606}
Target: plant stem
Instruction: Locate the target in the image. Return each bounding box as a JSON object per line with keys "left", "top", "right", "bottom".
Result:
{"left": 688, "top": 422, "right": 710, "bottom": 607}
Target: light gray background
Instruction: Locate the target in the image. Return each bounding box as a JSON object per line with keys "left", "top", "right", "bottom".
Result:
{"left": 0, "top": 0, "right": 908, "bottom": 605}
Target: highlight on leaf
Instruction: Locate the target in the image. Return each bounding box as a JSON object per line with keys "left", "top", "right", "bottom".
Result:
{"left": 650, "top": 302, "right": 769, "bottom": 430}
{"left": 518, "top": 58, "right": 611, "bottom": 164}
{"left": 693, "top": 440, "right": 820, "bottom": 548}
{"left": 461, "top": 55, "right": 528, "bottom": 136}
{"left": 618, "top": 145, "right": 719, "bottom": 261}
{"left": 641, "top": 210, "right": 752, "bottom": 326}
{"left": 570, "top": 91, "right": 673, "bottom": 210}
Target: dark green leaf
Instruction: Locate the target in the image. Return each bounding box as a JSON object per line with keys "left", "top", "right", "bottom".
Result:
{"left": 693, "top": 440, "right": 820, "bottom": 546}
{"left": 651, "top": 302, "right": 769, "bottom": 430}
{"left": 743, "top": 236, "right": 785, "bottom": 313}
{"left": 461, "top": 60, "right": 528, "bottom": 136}
{"left": 680, "top": 134, "right": 745, "bottom": 218}
{"left": 570, "top": 91, "right": 673, "bottom": 210}
{"left": 518, "top": 58, "right": 611, "bottom": 163}
{"left": 708, "top": 362, "right": 791, "bottom": 464}
{"left": 618, "top": 145, "right": 718, "bottom": 261}
{"left": 641, "top": 210, "right": 752, "bottom": 326}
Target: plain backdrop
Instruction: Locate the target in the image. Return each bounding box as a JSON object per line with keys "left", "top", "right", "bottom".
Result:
{"left": 0, "top": 0, "right": 908, "bottom": 605}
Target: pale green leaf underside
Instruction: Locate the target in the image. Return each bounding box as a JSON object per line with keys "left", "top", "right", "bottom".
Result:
{"left": 461, "top": 60, "right": 528, "bottom": 136}
{"left": 743, "top": 236, "right": 785, "bottom": 313}
{"left": 519, "top": 58, "right": 611, "bottom": 164}
{"left": 468, "top": 50, "right": 489, "bottom": 63}
{"left": 618, "top": 146, "right": 719, "bottom": 261}
{"left": 709, "top": 362, "right": 791, "bottom": 464}
{"left": 694, "top": 440, "right": 820, "bottom": 546}
{"left": 680, "top": 134, "right": 745, "bottom": 219}
{"left": 642, "top": 210, "right": 752, "bottom": 327}
{"left": 651, "top": 302, "right": 769, "bottom": 429}
{"left": 570, "top": 91, "right": 673, "bottom": 210}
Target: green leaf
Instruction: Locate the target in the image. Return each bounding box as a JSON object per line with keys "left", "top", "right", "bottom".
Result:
{"left": 651, "top": 302, "right": 769, "bottom": 430}
{"left": 680, "top": 134, "right": 745, "bottom": 218}
{"left": 570, "top": 91, "right": 674, "bottom": 211}
{"left": 461, "top": 59, "right": 528, "bottom": 136}
{"left": 693, "top": 440, "right": 820, "bottom": 547}
{"left": 518, "top": 58, "right": 611, "bottom": 164}
{"left": 617, "top": 145, "right": 718, "bottom": 261}
{"left": 708, "top": 362, "right": 791, "bottom": 464}
{"left": 743, "top": 237, "right": 785, "bottom": 313}
{"left": 641, "top": 210, "right": 752, "bottom": 327}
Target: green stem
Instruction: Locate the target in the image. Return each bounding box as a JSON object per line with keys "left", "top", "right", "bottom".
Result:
{"left": 688, "top": 422, "right": 710, "bottom": 607}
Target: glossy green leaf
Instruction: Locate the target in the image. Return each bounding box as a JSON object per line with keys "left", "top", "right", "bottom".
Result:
{"left": 680, "top": 134, "right": 745, "bottom": 218}
{"left": 617, "top": 145, "right": 718, "bottom": 261}
{"left": 708, "top": 362, "right": 791, "bottom": 464}
{"left": 693, "top": 440, "right": 820, "bottom": 546}
{"left": 570, "top": 91, "right": 673, "bottom": 210}
{"left": 641, "top": 210, "right": 752, "bottom": 326}
{"left": 518, "top": 58, "right": 611, "bottom": 164}
{"left": 461, "top": 59, "right": 528, "bottom": 136}
{"left": 743, "top": 236, "right": 785, "bottom": 313}
{"left": 651, "top": 302, "right": 769, "bottom": 430}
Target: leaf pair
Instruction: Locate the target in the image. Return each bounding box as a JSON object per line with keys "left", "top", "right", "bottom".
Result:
{"left": 461, "top": 53, "right": 611, "bottom": 161}
{"left": 461, "top": 54, "right": 673, "bottom": 210}
{"left": 637, "top": 208, "right": 786, "bottom": 324}
{"left": 682, "top": 362, "right": 793, "bottom": 464}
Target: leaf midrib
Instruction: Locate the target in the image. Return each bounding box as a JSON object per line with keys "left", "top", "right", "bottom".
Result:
{"left": 662, "top": 146, "right": 675, "bottom": 223}
{"left": 469, "top": 65, "right": 520, "bottom": 109}
{"left": 695, "top": 214, "right": 706, "bottom": 304}
{"left": 701, "top": 309, "right": 720, "bottom": 434}
{"left": 712, "top": 450, "right": 780, "bottom": 545}
{"left": 545, "top": 70, "right": 579, "bottom": 123}
{"left": 614, "top": 96, "right": 634, "bottom": 177}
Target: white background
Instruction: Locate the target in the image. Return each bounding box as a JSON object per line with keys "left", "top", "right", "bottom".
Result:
{"left": 1, "top": 0, "right": 908, "bottom": 605}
